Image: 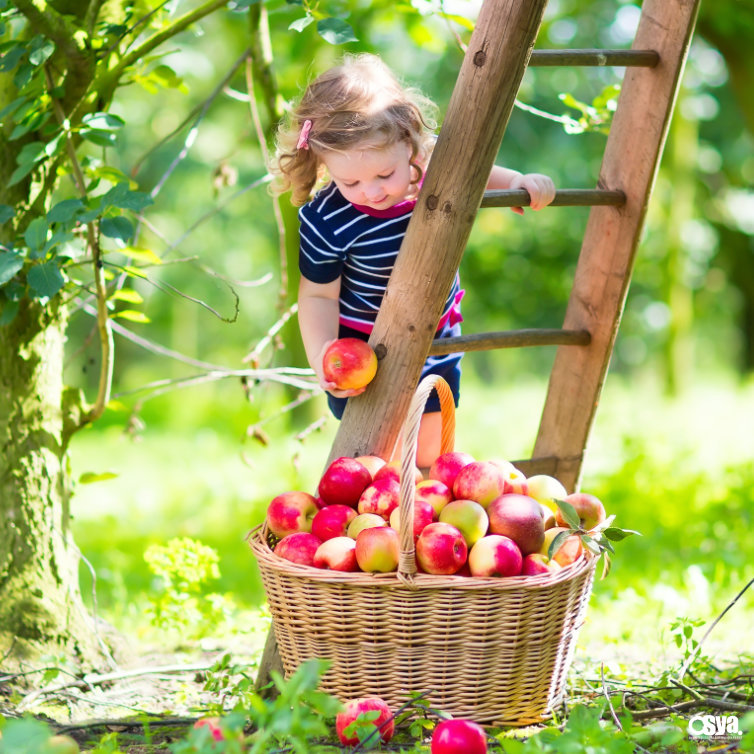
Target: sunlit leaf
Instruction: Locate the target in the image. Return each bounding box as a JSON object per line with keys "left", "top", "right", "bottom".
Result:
{"left": 555, "top": 499, "right": 580, "bottom": 529}
{"left": 113, "top": 309, "right": 150, "bottom": 323}
{"left": 110, "top": 288, "right": 144, "bottom": 304}
{"left": 317, "top": 18, "right": 358, "bottom": 45}
{"left": 81, "top": 112, "right": 126, "bottom": 130}
{"left": 79, "top": 471, "right": 119, "bottom": 484}
{"left": 0, "top": 251, "right": 24, "bottom": 285}
{"left": 289, "top": 14, "right": 314, "bottom": 32}
{"left": 119, "top": 247, "right": 162, "bottom": 265}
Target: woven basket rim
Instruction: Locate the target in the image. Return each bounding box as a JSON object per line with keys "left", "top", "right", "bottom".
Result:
{"left": 248, "top": 523, "right": 595, "bottom": 590}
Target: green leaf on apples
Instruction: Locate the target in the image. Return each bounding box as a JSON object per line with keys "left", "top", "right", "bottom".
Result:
{"left": 579, "top": 533, "right": 602, "bottom": 556}
{"left": 548, "top": 529, "right": 575, "bottom": 560}
{"left": 603, "top": 527, "right": 641, "bottom": 541}
{"left": 344, "top": 709, "right": 383, "bottom": 744}
{"left": 590, "top": 513, "right": 616, "bottom": 533}
{"left": 601, "top": 552, "right": 612, "bottom": 579}
{"left": 555, "top": 498, "right": 581, "bottom": 530}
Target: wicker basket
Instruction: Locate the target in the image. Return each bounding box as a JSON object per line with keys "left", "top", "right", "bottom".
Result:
{"left": 249, "top": 375, "right": 596, "bottom": 726}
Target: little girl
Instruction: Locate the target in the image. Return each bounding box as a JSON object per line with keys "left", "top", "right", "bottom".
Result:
{"left": 272, "top": 54, "right": 555, "bottom": 468}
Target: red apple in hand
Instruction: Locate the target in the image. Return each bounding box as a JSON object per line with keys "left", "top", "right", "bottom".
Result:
{"left": 487, "top": 493, "right": 545, "bottom": 555}
{"left": 468, "top": 535, "right": 522, "bottom": 577}
{"left": 323, "top": 338, "right": 378, "bottom": 390}
{"left": 318, "top": 456, "right": 371, "bottom": 507}
{"left": 431, "top": 718, "right": 487, "bottom": 754}
{"left": 416, "top": 522, "right": 468, "bottom": 575}
{"left": 335, "top": 697, "right": 395, "bottom": 746}
{"left": 358, "top": 478, "right": 400, "bottom": 520}
{"left": 311, "top": 504, "right": 357, "bottom": 541}
{"left": 266, "top": 491, "right": 318, "bottom": 538}
{"left": 274, "top": 532, "right": 321, "bottom": 566}
{"left": 314, "top": 536, "right": 359, "bottom": 571}
{"left": 557, "top": 492, "right": 606, "bottom": 530}
{"left": 429, "top": 450, "right": 475, "bottom": 489}
{"left": 355, "top": 526, "right": 400, "bottom": 572}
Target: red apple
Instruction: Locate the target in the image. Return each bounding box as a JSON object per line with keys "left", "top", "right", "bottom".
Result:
{"left": 335, "top": 696, "right": 395, "bottom": 746}
{"left": 438, "top": 499, "right": 489, "bottom": 547}
{"left": 540, "top": 527, "right": 584, "bottom": 567}
{"left": 311, "top": 504, "right": 357, "bottom": 541}
{"left": 266, "top": 491, "right": 318, "bottom": 538}
{"left": 390, "top": 498, "right": 435, "bottom": 540}
{"left": 347, "top": 512, "right": 387, "bottom": 539}
{"left": 415, "top": 479, "right": 454, "bottom": 516}
{"left": 357, "top": 478, "right": 400, "bottom": 520}
{"left": 431, "top": 718, "right": 487, "bottom": 754}
{"left": 525, "top": 474, "right": 568, "bottom": 513}
{"left": 557, "top": 492, "right": 607, "bottom": 530}
{"left": 322, "top": 338, "right": 378, "bottom": 390}
{"left": 453, "top": 461, "right": 507, "bottom": 507}
{"left": 354, "top": 454, "right": 387, "bottom": 480}
{"left": 487, "top": 493, "right": 545, "bottom": 555}
{"left": 468, "top": 535, "right": 522, "bottom": 577}
{"left": 318, "top": 456, "right": 371, "bottom": 507}
{"left": 355, "top": 526, "right": 400, "bottom": 572}
{"left": 274, "top": 532, "right": 321, "bottom": 566}
{"left": 416, "top": 522, "right": 468, "bottom": 575}
{"left": 429, "top": 450, "right": 475, "bottom": 489}
{"left": 521, "top": 552, "right": 562, "bottom": 576}
{"left": 193, "top": 717, "right": 224, "bottom": 742}
{"left": 313, "top": 536, "right": 359, "bottom": 571}
{"left": 373, "top": 459, "right": 423, "bottom": 486}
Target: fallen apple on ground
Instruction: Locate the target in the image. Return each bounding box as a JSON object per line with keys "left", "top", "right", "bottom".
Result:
{"left": 335, "top": 696, "right": 395, "bottom": 746}
{"left": 431, "top": 718, "right": 488, "bottom": 754}
{"left": 322, "top": 338, "right": 378, "bottom": 390}
{"left": 193, "top": 717, "right": 224, "bottom": 742}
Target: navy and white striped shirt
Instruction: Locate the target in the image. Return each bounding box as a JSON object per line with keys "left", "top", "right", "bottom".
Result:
{"left": 299, "top": 183, "right": 462, "bottom": 334}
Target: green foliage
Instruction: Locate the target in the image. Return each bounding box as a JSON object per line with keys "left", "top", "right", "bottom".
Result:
{"left": 144, "top": 537, "right": 238, "bottom": 637}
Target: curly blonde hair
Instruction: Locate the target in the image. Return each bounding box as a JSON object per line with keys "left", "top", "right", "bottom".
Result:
{"left": 271, "top": 54, "right": 437, "bottom": 206}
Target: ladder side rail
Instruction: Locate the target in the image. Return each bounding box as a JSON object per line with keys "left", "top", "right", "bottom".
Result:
{"left": 326, "top": 0, "right": 550, "bottom": 464}
{"left": 532, "top": 0, "right": 702, "bottom": 491}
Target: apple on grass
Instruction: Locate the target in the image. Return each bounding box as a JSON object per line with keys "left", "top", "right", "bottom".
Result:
{"left": 311, "top": 504, "right": 357, "bottom": 541}
{"left": 274, "top": 532, "right": 321, "bottom": 567}
{"left": 266, "top": 491, "right": 318, "bottom": 538}
{"left": 314, "top": 536, "right": 358, "bottom": 571}
{"left": 428, "top": 450, "right": 475, "bottom": 489}
{"left": 453, "top": 461, "right": 507, "bottom": 507}
{"left": 322, "top": 338, "right": 378, "bottom": 390}
{"left": 540, "top": 527, "right": 584, "bottom": 567}
{"left": 438, "top": 499, "right": 489, "bottom": 547}
{"left": 415, "top": 479, "right": 454, "bottom": 516}
{"left": 357, "top": 478, "right": 401, "bottom": 520}
{"left": 193, "top": 717, "right": 224, "bottom": 742}
{"left": 556, "top": 492, "right": 606, "bottom": 530}
{"left": 373, "top": 459, "right": 424, "bottom": 486}
{"left": 390, "top": 498, "right": 435, "bottom": 540}
{"left": 347, "top": 512, "right": 387, "bottom": 539}
{"left": 318, "top": 456, "right": 372, "bottom": 507}
{"left": 521, "top": 552, "right": 562, "bottom": 576}
{"left": 468, "top": 535, "right": 522, "bottom": 577}
{"left": 487, "top": 493, "right": 545, "bottom": 555}
{"left": 335, "top": 697, "right": 395, "bottom": 746}
{"left": 355, "top": 526, "right": 400, "bottom": 572}
{"left": 431, "top": 718, "right": 487, "bottom": 754}
{"left": 525, "top": 474, "right": 568, "bottom": 513}
{"left": 416, "top": 522, "right": 468, "bottom": 575}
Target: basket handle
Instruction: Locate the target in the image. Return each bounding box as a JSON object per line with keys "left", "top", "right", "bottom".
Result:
{"left": 398, "top": 375, "right": 456, "bottom": 580}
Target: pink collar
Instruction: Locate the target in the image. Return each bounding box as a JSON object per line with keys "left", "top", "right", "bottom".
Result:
{"left": 351, "top": 196, "right": 417, "bottom": 218}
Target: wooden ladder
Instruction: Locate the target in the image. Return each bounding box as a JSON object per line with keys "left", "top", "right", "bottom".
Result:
{"left": 256, "top": 0, "right": 700, "bottom": 689}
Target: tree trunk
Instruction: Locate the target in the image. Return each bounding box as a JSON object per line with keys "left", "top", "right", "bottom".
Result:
{"left": 0, "top": 298, "right": 104, "bottom": 668}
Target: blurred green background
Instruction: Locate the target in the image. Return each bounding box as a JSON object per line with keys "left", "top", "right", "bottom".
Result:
{"left": 61, "top": 0, "right": 753, "bottom": 667}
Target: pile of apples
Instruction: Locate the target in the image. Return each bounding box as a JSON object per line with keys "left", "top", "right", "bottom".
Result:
{"left": 264, "top": 450, "right": 607, "bottom": 577}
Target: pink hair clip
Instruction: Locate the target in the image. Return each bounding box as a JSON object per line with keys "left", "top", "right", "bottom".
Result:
{"left": 297, "top": 119, "right": 313, "bottom": 150}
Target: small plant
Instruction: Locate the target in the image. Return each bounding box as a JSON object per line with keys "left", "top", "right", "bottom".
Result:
{"left": 144, "top": 537, "right": 237, "bottom": 637}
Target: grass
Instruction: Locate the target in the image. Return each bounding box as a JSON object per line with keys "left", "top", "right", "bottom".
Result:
{"left": 68, "top": 371, "right": 754, "bottom": 673}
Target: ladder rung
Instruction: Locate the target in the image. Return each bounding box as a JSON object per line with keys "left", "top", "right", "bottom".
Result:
{"left": 529, "top": 49, "right": 659, "bottom": 67}
{"left": 481, "top": 188, "right": 626, "bottom": 208}
{"left": 428, "top": 328, "right": 591, "bottom": 356}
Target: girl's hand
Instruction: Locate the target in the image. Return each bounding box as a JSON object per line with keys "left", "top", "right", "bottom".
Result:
{"left": 509, "top": 173, "right": 556, "bottom": 214}
{"left": 316, "top": 340, "right": 368, "bottom": 399}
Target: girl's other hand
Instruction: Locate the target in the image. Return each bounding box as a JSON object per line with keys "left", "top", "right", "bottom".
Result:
{"left": 509, "top": 173, "right": 556, "bottom": 214}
